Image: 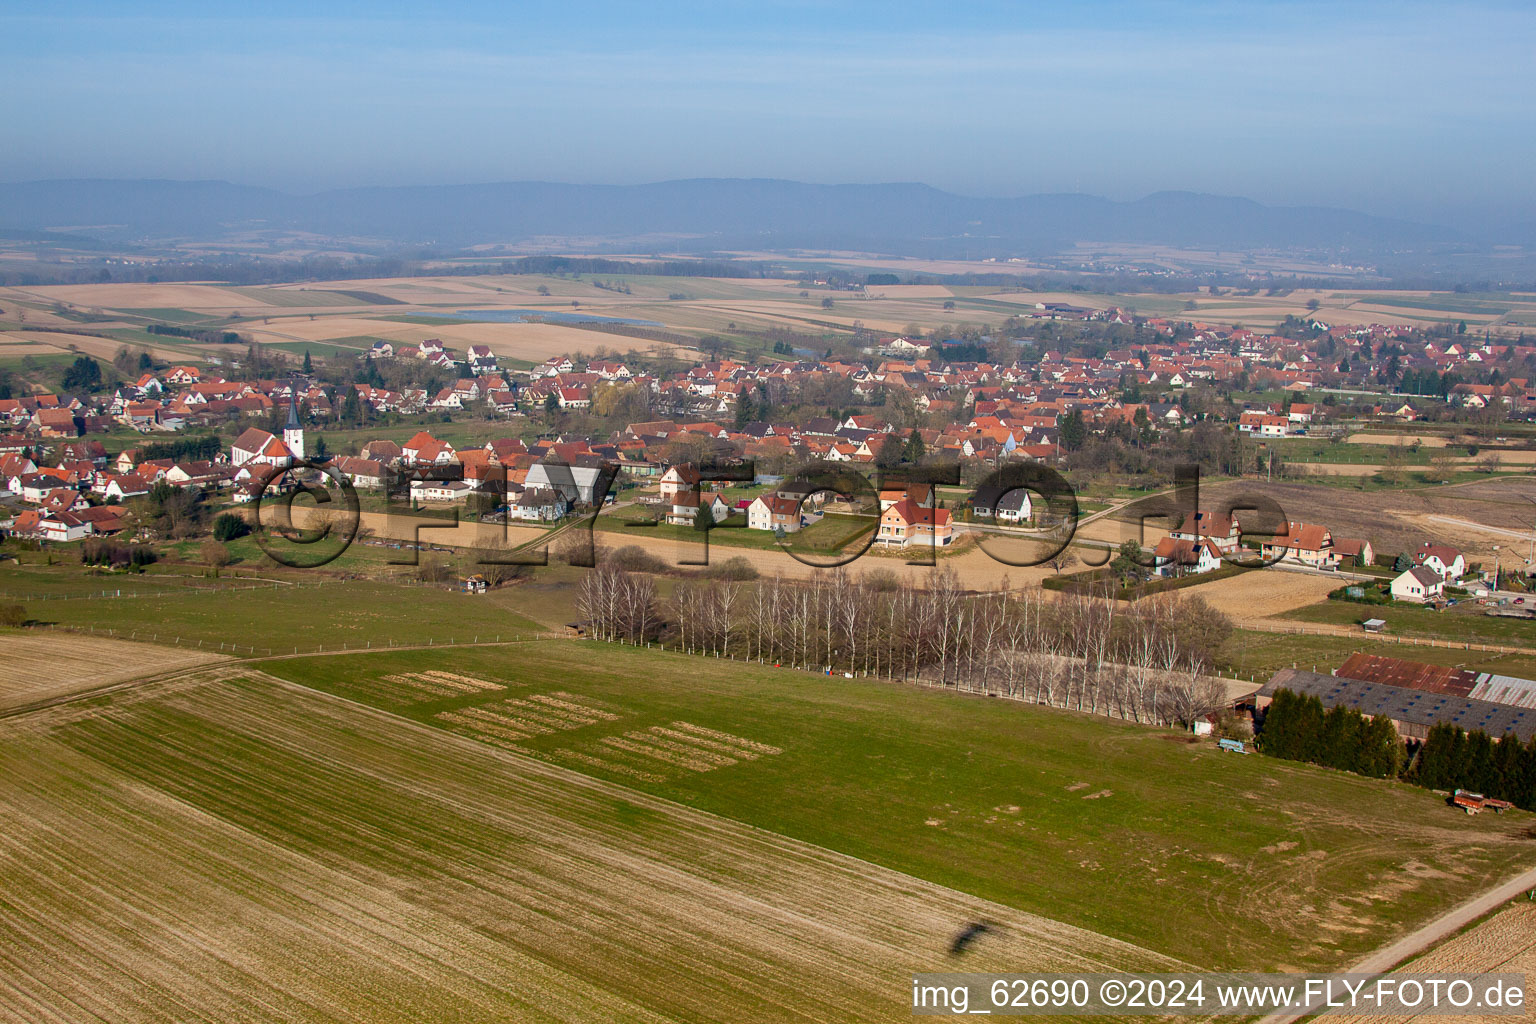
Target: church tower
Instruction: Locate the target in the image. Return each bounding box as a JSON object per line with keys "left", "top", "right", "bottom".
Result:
{"left": 283, "top": 387, "right": 305, "bottom": 463}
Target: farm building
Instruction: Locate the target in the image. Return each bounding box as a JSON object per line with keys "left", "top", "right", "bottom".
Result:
{"left": 1257, "top": 669, "right": 1536, "bottom": 743}
{"left": 1336, "top": 652, "right": 1536, "bottom": 709}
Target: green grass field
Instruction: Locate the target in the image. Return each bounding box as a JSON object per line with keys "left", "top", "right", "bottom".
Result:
{"left": 1220, "top": 627, "right": 1536, "bottom": 681}
{"left": 0, "top": 564, "right": 543, "bottom": 650}
{"left": 126, "top": 306, "right": 221, "bottom": 323}
{"left": 1280, "top": 598, "right": 1536, "bottom": 646}
{"left": 265, "top": 641, "right": 1535, "bottom": 973}
{"left": 263, "top": 339, "right": 368, "bottom": 358}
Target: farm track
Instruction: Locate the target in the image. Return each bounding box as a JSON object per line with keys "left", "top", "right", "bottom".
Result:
{"left": 1260, "top": 871, "right": 1536, "bottom": 1024}
{"left": 0, "top": 665, "right": 1182, "bottom": 1023}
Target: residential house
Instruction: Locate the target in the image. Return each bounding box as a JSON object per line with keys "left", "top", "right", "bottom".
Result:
{"left": 1152, "top": 537, "right": 1224, "bottom": 577}
{"left": 330, "top": 456, "right": 387, "bottom": 489}
{"left": 410, "top": 478, "right": 476, "bottom": 503}
{"left": 39, "top": 511, "right": 93, "bottom": 542}
{"left": 401, "top": 431, "right": 455, "bottom": 466}
{"left": 507, "top": 487, "right": 568, "bottom": 522}
{"left": 877, "top": 484, "right": 935, "bottom": 511}
{"left": 1238, "top": 412, "right": 1290, "bottom": 437}
{"left": 1261, "top": 521, "right": 1338, "bottom": 570}
{"left": 658, "top": 463, "right": 702, "bottom": 501}
{"left": 747, "top": 493, "right": 805, "bottom": 533}
{"left": 1413, "top": 543, "right": 1465, "bottom": 582}
{"left": 877, "top": 499, "right": 953, "bottom": 548}
{"left": 1391, "top": 566, "right": 1445, "bottom": 604}
{"left": 1170, "top": 511, "right": 1243, "bottom": 554}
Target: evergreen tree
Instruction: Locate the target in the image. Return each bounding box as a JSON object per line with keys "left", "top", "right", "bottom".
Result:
{"left": 1465, "top": 730, "right": 1496, "bottom": 794}
{"left": 1515, "top": 736, "right": 1536, "bottom": 811}
{"left": 1491, "top": 733, "right": 1524, "bottom": 802}
{"left": 61, "top": 355, "right": 103, "bottom": 391}
{"left": 302, "top": 349, "right": 313, "bottom": 375}
{"left": 1358, "top": 715, "right": 1404, "bottom": 778}
{"left": 693, "top": 502, "right": 715, "bottom": 533}
{"left": 1259, "top": 689, "right": 1308, "bottom": 760}
{"left": 734, "top": 393, "right": 755, "bottom": 430}
{"left": 903, "top": 429, "right": 926, "bottom": 463}
{"left": 1415, "top": 723, "right": 1456, "bottom": 789}
{"left": 1294, "top": 693, "right": 1326, "bottom": 764}
{"left": 1320, "top": 705, "right": 1365, "bottom": 772}
{"left": 1058, "top": 410, "right": 1088, "bottom": 450}
{"left": 1447, "top": 728, "right": 1472, "bottom": 790}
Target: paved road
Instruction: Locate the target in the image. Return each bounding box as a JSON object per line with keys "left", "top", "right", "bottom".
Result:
{"left": 1259, "top": 863, "right": 1536, "bottom": 1024}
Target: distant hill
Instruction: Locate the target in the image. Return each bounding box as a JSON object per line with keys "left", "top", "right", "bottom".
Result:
{"left": 0, "top": 177, "right": 1469, "bottom": 254}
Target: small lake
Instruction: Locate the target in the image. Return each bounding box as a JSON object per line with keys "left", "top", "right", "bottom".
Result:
{"left": 426, "top": 309, "right": 664, "bottom": 327}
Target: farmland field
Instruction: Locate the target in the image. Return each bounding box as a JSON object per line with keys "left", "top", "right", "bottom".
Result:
{"left": 266, "top": 641, "right": 1536, "bottom": 973}
{"left": 0, "top": 665, "right": 1177, "bottom": 1023}
{"left": 0, "top": 629, "right": 225, "bottom": 712}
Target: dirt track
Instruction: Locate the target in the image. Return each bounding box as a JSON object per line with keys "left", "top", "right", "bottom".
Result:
{"left": 1265, "top": 872, "right": 1536, "bottom": 1024}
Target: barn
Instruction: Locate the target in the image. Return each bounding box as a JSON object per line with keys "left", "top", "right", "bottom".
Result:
{"left": 1256, "top": 668, "right": 1536, "bottom": 743}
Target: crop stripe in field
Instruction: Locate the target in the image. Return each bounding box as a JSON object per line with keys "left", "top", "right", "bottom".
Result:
{"left": 528, "top": 694, "right": 622, "bottom": 720}
{"left": 648, "top": 725, "right": 763, "bottom": 759}
{"left": 624, "top": 729, "right": 742, "bottom": 767}
{"left": 668, "top": 720, "right": 784, "bottom": 754}
{"left": 600, "top": 735, "right": 728, "bottom": 772}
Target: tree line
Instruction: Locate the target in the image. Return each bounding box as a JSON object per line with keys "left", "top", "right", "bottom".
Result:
{"left": 1258, "top": 688, "right": 1536, "bottom": 809}
{"left": 578, "top": 566, "right": 1235, "bottom": 727}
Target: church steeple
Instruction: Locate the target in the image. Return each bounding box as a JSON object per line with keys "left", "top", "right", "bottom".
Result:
{"left": 283, "top": 383, "right": 305, "bottom": 462}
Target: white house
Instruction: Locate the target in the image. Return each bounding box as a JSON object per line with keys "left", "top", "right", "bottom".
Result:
{"left": 39, "top": 511, "right": 94, "bottom": 542}
{"left": 993, "top": 488, "right": 1032, "bottom": 524}
{"left": 747, "top": 493, "right": 804, "bottom": 533}
{"left": 1413, "top": 543, "right": 1465, "bottom": 582}
{"left": 1152, "top": 537, "right": 1223, "bottom": 578}
{"left": 410, "top": 478, "right": 475, "bottom": 503}
{"left": 507, "top": 487, "right": 568, "bottom": 522}
{"left": 658, "top": 463, "right": 702, "bottom": 501}
{"left": 525, "top": 455, "right": 611, "bottom": 505}
{"left": 1391, "top": 566, "right": 1444, "bottom": 603}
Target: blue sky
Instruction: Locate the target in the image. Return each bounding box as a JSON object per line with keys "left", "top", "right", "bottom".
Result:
{"left": 5, "top": 1, "right": 1533, "bottom": 226}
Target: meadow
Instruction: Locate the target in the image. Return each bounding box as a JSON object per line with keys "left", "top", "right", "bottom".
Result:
{"left": 0, "top": 564, "right": 546, "bottom": 650}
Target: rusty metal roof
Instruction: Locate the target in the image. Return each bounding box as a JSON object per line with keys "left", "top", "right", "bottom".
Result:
{"left": 1338, "top": 652, "right": 1536, "bottom": 709}
{"left": 1338, "top": 652, "right": 1476, "bottom": 697}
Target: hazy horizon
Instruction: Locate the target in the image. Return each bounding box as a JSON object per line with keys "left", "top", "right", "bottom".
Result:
{"left": 7, "top": 1, "right": 1536, "bottom": 234}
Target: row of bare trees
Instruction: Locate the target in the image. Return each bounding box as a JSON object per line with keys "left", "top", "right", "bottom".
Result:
{"left": 577, "top": 567, "right": 1234, "bottom": 727}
